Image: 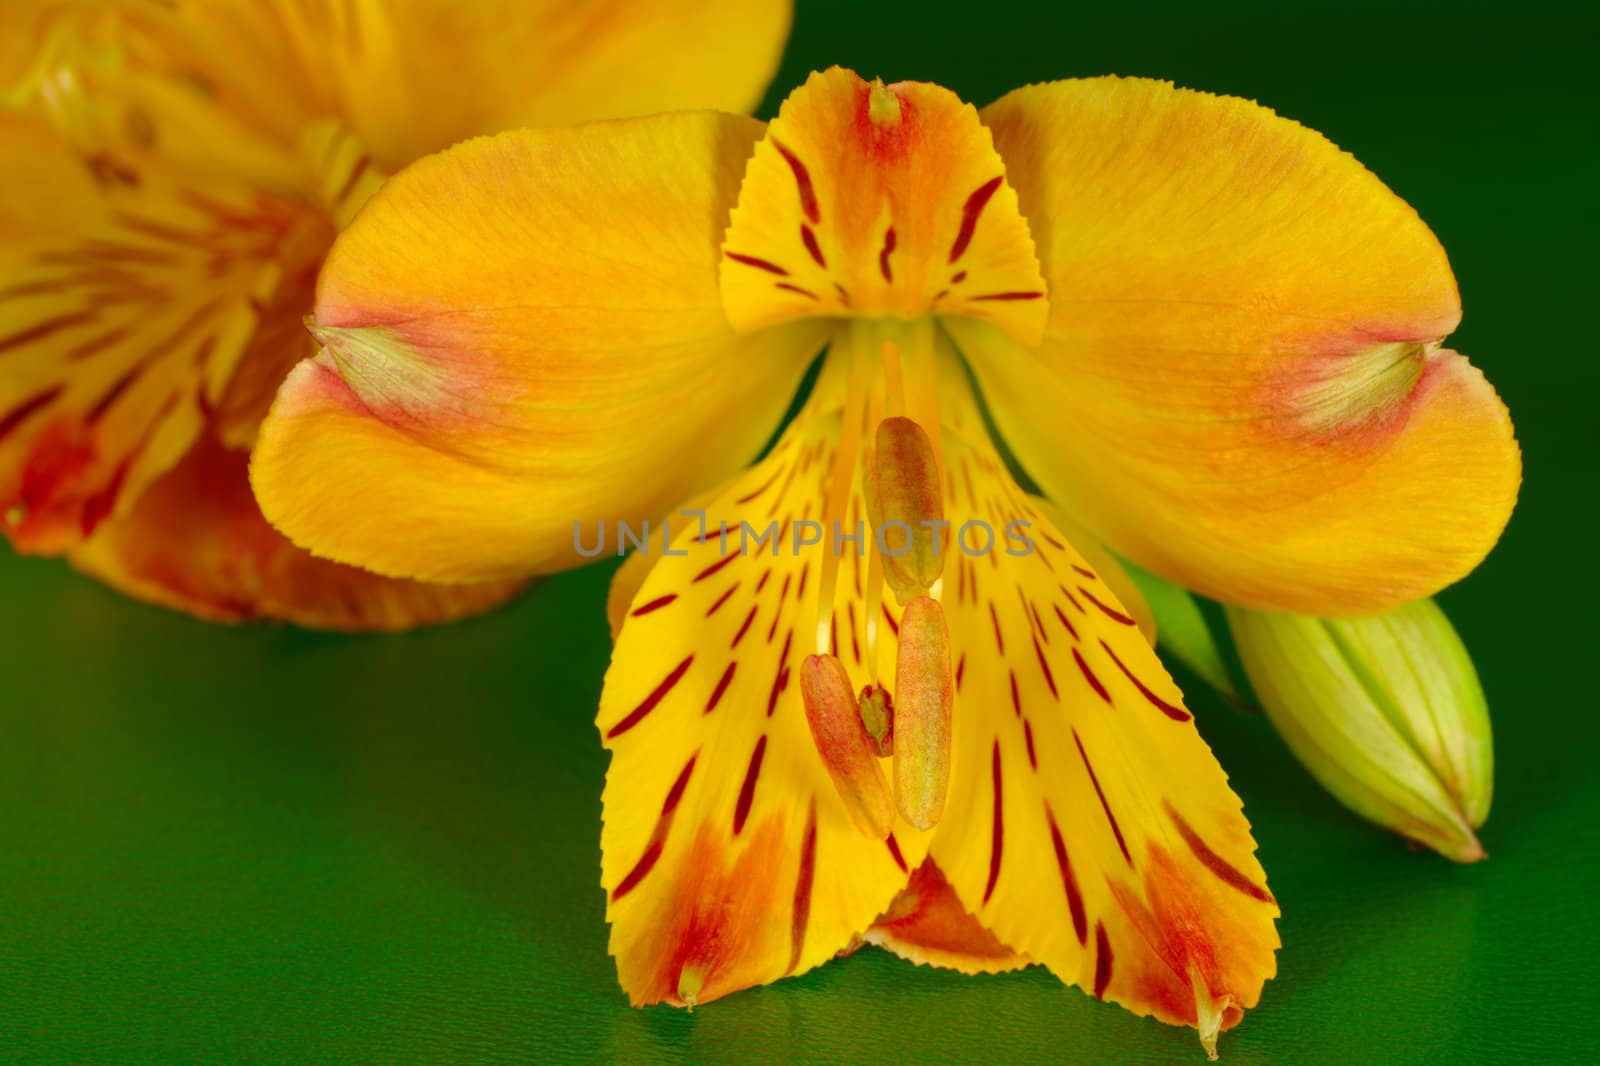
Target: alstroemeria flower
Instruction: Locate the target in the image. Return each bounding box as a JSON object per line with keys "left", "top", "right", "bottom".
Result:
{"left": 0, "top": 0, "right": 789, "bottom": 628}
{"left": 251, "top": 68, "right": 1519, "bottom": 1051}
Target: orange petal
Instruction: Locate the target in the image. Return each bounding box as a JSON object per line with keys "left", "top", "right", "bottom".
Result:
{"left": 267, "top": 0, "right": 792, "bottom": 169}
{"left": 68, "top": 431, "right": 524, "bottom": 629}
{"left": 600, "top": 379, "right": 931, "bottom": 1006}
{"left": 864, "top": 860, "right": 1027, "bottom": 975}
{"left": 928, "top": 359, "right": 1278, "bottom": 1052}
{"left": 720, "top": 67, "right": 1047, "bottom": 342}
{"left": 253, "top": 115, "right": 829, "bottom": 584}
{"left": 959, "top": 78, "right": 1519, "bottom": 614}
{"left": 0, "top": 136, "right": 331, "bottom": 556}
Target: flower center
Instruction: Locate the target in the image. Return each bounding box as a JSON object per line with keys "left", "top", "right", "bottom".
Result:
{"left": 801, "top": 317, "right": 956, "bottom": 833}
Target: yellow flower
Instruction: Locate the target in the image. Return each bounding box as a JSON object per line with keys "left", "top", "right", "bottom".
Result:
{"left": 250, "top": 68, "right": 1520, "bottom": 1053}
{"left": 0, "top": 0, "right": 791, "bottom": 628}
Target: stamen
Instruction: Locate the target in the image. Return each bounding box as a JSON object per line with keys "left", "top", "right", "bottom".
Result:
{"left": 812, "top": 340, "right": 872, "bottom": 655}
{"left": 866, "top": 416, "right": 946, "bottom": 605}
{"left": 677, "top": 961, "right": 709, "bottom": 1010}
{"left": 800, "top": 654, "right": 894, "bottom": 839}
{"left": 893, "top": 597, "right": 954, "bottom": 830}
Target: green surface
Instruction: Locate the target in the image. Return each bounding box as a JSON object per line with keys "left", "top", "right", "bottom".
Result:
{"left": 3, "top": 0, "right": 1598, "bottom": 1062}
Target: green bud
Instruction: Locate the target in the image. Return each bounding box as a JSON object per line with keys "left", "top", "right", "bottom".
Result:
{"left": 1225, "top": 598, "right": 1492, "bottom": 863}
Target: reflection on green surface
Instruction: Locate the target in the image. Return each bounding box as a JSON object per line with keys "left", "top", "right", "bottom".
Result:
{"left": 3, "top": 0, "right": 1598, "bottom": 1061}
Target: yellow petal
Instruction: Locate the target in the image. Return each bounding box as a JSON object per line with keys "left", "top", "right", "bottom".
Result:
{"left": 928, "top": 363, "right": 1279, "bottom": 1048}
{"left": 600, "top": 380, "right": 933, "bottom": 1006}
{"left": 69, "top": 431, "right": 524, "bottom": 630}
{"left": 864, "top": 860, "right": 1028, "bottom": 975}
{"left": 720, "top": 67, "right": 1047, "bottom": 342}
{"left": 252, "top": 115, "right": 829, "bottom": 584}
{"left": 961, "top": 77, "right": 1519, "bottom": 614}
{"left": 267, "top": 0, "right": 791, "bottom": 169}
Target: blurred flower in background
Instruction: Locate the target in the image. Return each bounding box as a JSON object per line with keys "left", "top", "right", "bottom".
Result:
{"left": 0, "top": 0, "right": 790, "bottom": 628}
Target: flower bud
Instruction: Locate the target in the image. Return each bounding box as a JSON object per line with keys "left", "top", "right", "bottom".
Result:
{"left": 1225, "top": 598, "right": 1491, "bottom": 862}
{"left": 800, "top": 654, "right": 894, "bottom": 839}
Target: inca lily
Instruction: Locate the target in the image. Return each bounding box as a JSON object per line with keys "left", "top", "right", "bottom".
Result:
{"left": 250, "top": 68, "right": 1520, "bottom": 1052}
{"left": 0, "top": 0, "right": 789, "bottom": 627}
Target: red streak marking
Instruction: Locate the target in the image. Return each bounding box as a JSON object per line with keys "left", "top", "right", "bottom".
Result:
{"left": 613, "top": 752, "right": 699, "bottom": 901}
{"left": 1101, "top": 640, "right": 1191, "bottom": 722}
{"left": 983, "top": 741, "right": 1004, "bottom": 904}
{"left": 1024, "top": 720, "right": 1038, "bottom": 771}
{"left": 86, "top": 363, "right": 143, "bottom": 424}
{"left": 756, "top": 569, "right": 772, "bottom": 593}
{"left": 1033, "top": 632, "right": 1058, "bottom": 700}
{"left": 765, "top": 631, "right": 793, "bottom": 717}
{"left": 1093, "top": 922, "right": 1113, "bottom": 998}
{"left": 800, "top": 224, "right": 827, "bottom": 267}
{"left": 705, "top": 583, "right": 738, "bottom": 616}
{"left": 631, "top": 593, "right": 678, "bottom": 618}
{"left": 775, "top": 282, "right": 821, "bottom": 301}
{"left": 1008, "top": 670, "right": 1021, "bottom": 717}
{"left": 949, "top": 176, "right": 1003, "bottom": 263}
{"left": 972, "top": 291, "right": 1044, "bottom": 301}
{"left": 1061, "top": 585, "right": 1086, "bottom": 614}
{"left": 611, "top": 840, "right": 662, "bottom": 901}
{"left": 1072, "top": 564, "right": 1096, "bottom": 580}
{"left": 737, "top": 466, "right": 783, "bottom": 503}
{"left": 606, "top": 655, "right": 694, "bottom": 738}
{"left": 955, "top": 652, "right": 967, "bottom": 691}
{"left": 951, "top": 270, "right": 968, "bottom": 284}
{"left": 1046, "top": 803, "right": 1088, "bottom": 945}
{"left": 797, "top": 564, "right": 809, "bottom": 600}
{"left": 932, "top": 289, "right": 949, "bottom": 302}
{"left": 881, "top": 603, "right": 899, "bottom": 636}
{"left": 772, "top": 138, "right": 820, "bottom": 223}
{"left": 694, "top": 551, "right": 739, "bottom": 583}
{"left": 885, "top": 833, "right": 908, "bottom": 872}
{"left": 727, "top": 251, "right": 790, "bottom": 276}
{"left": 705, "top": 661, "right": 737, "bottom": 714}
{"left": 1074, "top": 729, "right": 1132, "bottom": 865}
{"left": 731, "top": 604, "right": 758, "bottom": 648}
{"left": 0, "top": 310, "right": 96, "bottom": 356}
{"left": 1073, "top": 648, "right": 1111, "bottom": 704}
{"left": 1030, "top": 602, "right": 1050, "bottom": 646}
{"left": 67, "top": 324, "right": 133, "bottom": 362}
{"left": 767, "top": 574, "right": 792, "bottom": 641}
{"left": 0, "top": 387, "right": 63, "bottom": 442}
{"left": 1167, "top": 800, "right": 1274, "bottom": 903}
{"left": 878, "top": 227, "right": 897, "bottom": 282}
{"left": 1079, "top": 587, "right": 1136, "bottom": 626}
{"left": 988, "top": 602, "right": 1005, "bottom": 655}
{"left": 662, "top": 753, "right": 699, "bottom": 816}
{"left": 733, "top": 735, "right": 768, "bottom": 834}
{"left": 1053, "top": 604, "right": 1079, "bottom": 640}
{"left": 833, "top": 282, "right": 853, "bottom": 307}
{"left": 787, "top": 800, "right": 818, "bottom": 973}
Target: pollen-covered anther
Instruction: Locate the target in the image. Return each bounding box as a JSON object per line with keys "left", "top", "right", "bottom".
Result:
{"left": 800, "top": 654, "right": 895, "bottom": 839}
{"left": 857, "top": 683, "right": 894, "bottom": 757}
{"left": 866, "top": 416, "right": 946, "bottom": 606}
{"left": 893, "top": 596, "right": 954, "bottom": 830}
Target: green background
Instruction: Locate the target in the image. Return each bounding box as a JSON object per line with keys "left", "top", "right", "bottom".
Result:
{"left": 2, "top": 1, "right": 1596, "bottom": 1062}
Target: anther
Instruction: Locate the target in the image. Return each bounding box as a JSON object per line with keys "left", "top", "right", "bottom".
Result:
{"left": 801, "top": 654, "right": 895, "bottom": 839}
{"left": 857, "top": 683, "right": 894, "bottom": 757}
{"left": 866, "top": 416, "right": 946, "bottom": 605}
{"left": 893, "top": 596, "right": 954, "bottom": 830}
